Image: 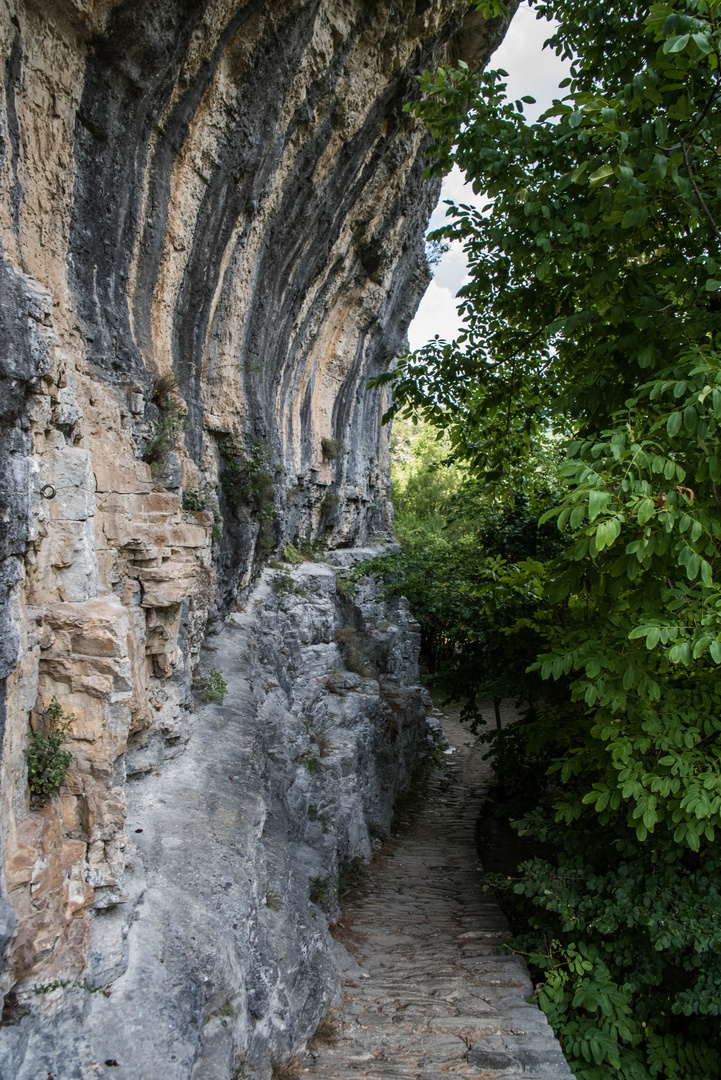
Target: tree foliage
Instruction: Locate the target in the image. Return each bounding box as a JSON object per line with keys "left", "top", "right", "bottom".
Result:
{"left": 369, "top": 1, "right": 721, "bottom": 1075}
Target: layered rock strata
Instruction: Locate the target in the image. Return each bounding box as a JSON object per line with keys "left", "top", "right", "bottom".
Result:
{"left": 0, "top": 0, "right": 513, "bottom": 1069}
{"left": 0, "top": 551, "right": 434, "bottom": 1079}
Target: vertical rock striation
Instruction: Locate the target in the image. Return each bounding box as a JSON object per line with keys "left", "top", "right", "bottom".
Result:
{"left": 0, "top": 0, "right": 512, "bottom": 1074}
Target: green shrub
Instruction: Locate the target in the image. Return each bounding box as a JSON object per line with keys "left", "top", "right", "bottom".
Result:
{"left": 182, "top": 489, "right": 206, "bottom": 512}
{"left": 308, "top": 875, "right": 336, "bottom": 909}
{"left": 200, "top": 668, "right": 228, "bottom": 704}
{"left": 26, "top": 697, "right": 74, "bottom": 797}
{"left": 321, "top": 437, "right": 342, "bottom": 461}
{"left": 221, "top": 439, "right": 275, "bottom": 556}
{"left": 319, "top": 492, "right": 341, "bottom": 523}
{"left": 282, "top": 543, "right": 304, "bottom": 565}
{"left": 272, "top": 569, "right": 296, "bottom": 596}
{"left": 489, "top": 811, "right": 721, "bottom": 1080}
{"left": 335, "top": 571, "right": 355, "bottom": 598}
{"left": 142, "top": 375, "right": 185, "bottom": 473}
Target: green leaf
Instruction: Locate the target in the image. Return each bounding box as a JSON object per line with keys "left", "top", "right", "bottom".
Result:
{"left": 589, "top": 164, "right": 614, "bottom": 184}
{"left": 570, "top": 503, "right": 587, "bottom": 529}
{"left": 663, "top": 33, "right": 690, "bottom": 52}
{"left": 648, "top": 153, "right": 668, "bottom": 182}
{"left": 637, "top": 498, "right": 654, "bottom": 525}
{"left": 621, "top": 207, "right": 649, "bottom": 229}
{"left": 667, "top": 411, "right": 682, "bottom": 437}
{"left": 588, "top": 489, "right": 610, "bottom": 521}
{"left": 692, "top": 32, "right": 712, "bottom": 55}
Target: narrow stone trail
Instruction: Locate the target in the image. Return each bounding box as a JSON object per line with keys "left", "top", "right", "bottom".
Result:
{"left": 303, "top": 710, "right": 574, "bottom": 1080}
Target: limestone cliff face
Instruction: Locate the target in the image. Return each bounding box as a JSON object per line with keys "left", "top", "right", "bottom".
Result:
{"left": 1, "top": 550, "right": 438, "bottom": 1079}
{"left": 0, "top": 0, "right": 509, "bottom": 1071}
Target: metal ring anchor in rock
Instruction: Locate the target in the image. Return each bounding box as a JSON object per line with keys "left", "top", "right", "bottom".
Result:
{"left": 40, "top": 484, "right": 56, "bottom": 500}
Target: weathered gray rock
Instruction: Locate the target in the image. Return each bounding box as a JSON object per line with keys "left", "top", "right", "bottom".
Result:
{"left": 0, "top": 1, "right": 527, "bottom": 1074}
{"left": 0, "top": 552, "right": 432, "bottom": 1079}
{"left": 0, "top": 0, "right": 513, "bottom": 1012}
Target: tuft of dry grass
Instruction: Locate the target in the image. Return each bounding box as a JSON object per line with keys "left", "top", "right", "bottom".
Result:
{"left": 151, "top": 371, "right": 177, "bottom": 406}
{"left": 309, "top": 1011, "right": 338, "bottom": 1049}
{"left": 271, "top": 1058, "right": 301, "bottom": 1080}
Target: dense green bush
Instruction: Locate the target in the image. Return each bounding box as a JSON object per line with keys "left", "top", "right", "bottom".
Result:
{"left": 367, "top": 0, "right": 721, "bottom": 1074}
{"left": 220, "top": 439, "right": 275, "bottom": 557}
{"left": 26, "top": 698, "right": 74, "bottom": 797}
{"left": 199, "top": 668, "right": 228, "bottom": 704}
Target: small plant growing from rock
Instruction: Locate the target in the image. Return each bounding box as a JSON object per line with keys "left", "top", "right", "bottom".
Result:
{"left": 335, "top": 572, "right": 355, "bottom": 598}
{"left": 319, "top": 491, "right": 341, "bottom": 526}
{"left": 313, "top": 733, "right": 333, "bottom": 758}
{"left": 200, "top": 668, "right": 228, "bottom": 704}
{"left": 182, "top": 489, "right": 206, "bottom": 511}
{"left": 142, "top": 374, "right": 185, "bottom": 473}
{"left": 302, "top": 715, "right": 333, "bottom": 758}
{"left": 307, "top": 805, "right": 331, "bottom": 829}
{"left": 282, "top": 543, "right": 303, "bottom": 565}
{"left": 26, "top": 697, "right": 74, "bottom": 797}
{"left": 298, "top": 752, "right": 322, "bottom": 775}
{"left": 220, "top": 439, "right": 275, "bottom": 557}
{"left": 308, "top": 876, "right": 336, "bottom": 910}
{"left": 297, "top": 535, "right": 324, "bottom": 561}
{"left": 272, "top": 569, "right": 306, "bottom": 600}
{"left": 272, "top": 568, "right": 295, "bottom": 595}
{"left": 321, "top": 437, "right": 342, "bottom": 461}
{"left": 205, "top": 998, "right": 237, "bottom": 1027}
{"left": 266, "top": 889, "right": 282, "bottom": 912}
{"left": 323, "top": 676, "right": 346, "bottom": 697}
{"left": 346, "top": 644, "right": 373, "bottom": 680}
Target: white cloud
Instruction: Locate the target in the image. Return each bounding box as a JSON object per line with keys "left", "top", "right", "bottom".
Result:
{"left": 432, "top": 238, "right": 468, "bottom": 295}
{"left": 408, "top": 279, "right": 464, "bottom": 351}
{"left": 407, "top": 3, "right": 572, "bottom": 351}
{"left": 493, "top": 3, "right": 571, "bottom": 123}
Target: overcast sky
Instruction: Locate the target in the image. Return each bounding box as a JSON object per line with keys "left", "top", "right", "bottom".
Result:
{"left": 407, "top": 3, "right": 572, "bottom": 350}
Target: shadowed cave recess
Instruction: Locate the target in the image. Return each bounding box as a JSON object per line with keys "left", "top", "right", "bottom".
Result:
{"left": 0, "top": 1, "right": 513, "bottom": 1077}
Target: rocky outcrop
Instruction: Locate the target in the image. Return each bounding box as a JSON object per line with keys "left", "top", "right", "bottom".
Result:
{"left": 0, "top": 551, "right": 436, "bottom": 1079}
{"left": 0, "top": 0, "right": 512, "bottom": 1072}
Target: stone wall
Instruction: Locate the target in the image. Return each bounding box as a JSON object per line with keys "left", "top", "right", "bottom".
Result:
{"left": 0, "top": 0, "right": 511, "bottom": 1068}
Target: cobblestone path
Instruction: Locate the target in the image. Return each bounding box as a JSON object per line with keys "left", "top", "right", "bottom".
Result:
{"left": 303, "top": 710, "right": 574, "bottom": 1080}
